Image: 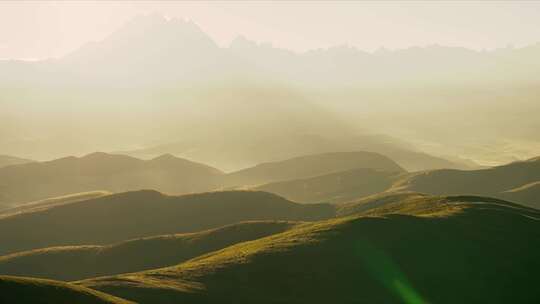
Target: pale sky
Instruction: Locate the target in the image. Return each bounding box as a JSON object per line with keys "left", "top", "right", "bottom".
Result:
{"left": 1, "top": 1, "right": 540, "bottom": 60}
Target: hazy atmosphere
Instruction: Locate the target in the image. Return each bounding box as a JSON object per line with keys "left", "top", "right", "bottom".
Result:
{"left": 1, "top": 2, "right": 539, "bottom": 304}
{"left": 1, "top": 1, "right": 540, "bottom": 168}
{"left": 3, "top": 1, "right": 540, "bottom": 59}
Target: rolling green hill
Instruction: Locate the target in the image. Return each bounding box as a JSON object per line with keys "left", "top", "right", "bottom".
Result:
{"left": 335, "top": 191, "right": 434, "bottom": 217}
{"left": 79, "top": 195, "right": 540, "bottom": 304}
{"left": 394, "top": 156, "right": 540, "bottom": 208}
{"left": 252, "top": 168, "right": 402, "bottom": 204}
{"left": 0, "top": 275, "right": 132, "bottom": 304}
{"left": 0, "top": 152, "right": 223, "bottom": 206}
{"left": 0, "top": 190, "right": 334, "bottom": 255}
{"left": 0, "top": 221, "right": 297, "bottom": 281}
{"left": 224, "top": 151, "right": 405, "bottom": 187}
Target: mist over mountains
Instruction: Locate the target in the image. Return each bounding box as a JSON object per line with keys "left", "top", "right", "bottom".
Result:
{"left": 1, "top": 14, "right": 539, "bottom": 167}
{"left": 2, "top": 5, "right": 540, "bottom": 303}
{"left": 0, "top": 155, "right": 33, "bottom": 169}
{"left": 4, "top": 14, "right": 540, "bottom": 87}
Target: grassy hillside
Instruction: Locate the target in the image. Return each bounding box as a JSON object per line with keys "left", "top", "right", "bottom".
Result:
{"left": 0, "top": 275, "right": 132, "bottom": 304}
{"left": 394, "top": 156, "right": 540, "bottom": 208}
{"left": 0, "top": 155, "right": 33, "bottom": 168}
{"left": 0, "top": 221, "right": 297, "bottom": 281}
{"left": 80, "top": 195, "right": 540, "bottom": 304}
{"left": 335, "top": 191, "right": 434, "bottom": 216}
{"left": 0, "top": 191, "right": 111, "bottom": 217}
{"left": 253, "top": 168, "right": 401, "bottom": 204}
{"left": 224, "top": 151, "right": 405, "bottom": 187}
{"left": 0, "top": 190, "right": 334, "bottom": 255}
{"left": 0, "top": 152, "right": 223, "bottom": 205}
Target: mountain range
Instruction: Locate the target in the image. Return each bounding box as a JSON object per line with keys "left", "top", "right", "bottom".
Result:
{"left": 2, "top": 14, "right": 539, "bottom": 87}
{"left": 395, "top": 156, "right": 540, "bottom": 209}
{"left": 1, "top": 14, "right": 538, "bottom": 167}
{"left": 0, "top": 14, "right": 539, "bottom": 302}
{"left": 223, "top": 151, "right": 404, "bottom": 186}
{"left": 0, "top": 168, "right": 538, "bottom": 302}
{"left": 0, "top": 152, "right": 223, "bottom": 207}
{"left": 0, "top": 151, "right": 405, "bottom": 208}
{"left": 251, "top": 168, "right": 401, "bottom": 204}
{"left": 2, "top": 150, "right": 539, "bottom": 211}
{"left": 245, "top": 154, "right": 540, "bottom": 210}
{"left": 123, "top": 134, "right": 470, "bottom": 172}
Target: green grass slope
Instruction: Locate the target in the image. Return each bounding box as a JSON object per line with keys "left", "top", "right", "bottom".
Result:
{"left": 0, "top": 221, "right": 297, "bottom": 281}
{"left": 252, "top": 168, "right": 401, "bottom": 204}
{"left": 0, "top": 190, "right": 334, "bottom": 255}
{"left": 0, "top": 275, "right": 132, "bottom": 304}
{"left": 393, "top": 156, "right": 540, "bottom": 209}
{"left": 224, "top": 151, "right": 405, "bottom": 187}
{"left": 0, "top": 152, "right": 223, "bottom": 205}
{"left": 80, "top": 195, "right": 540, "bottom": 304}
{"left": 335, "top": 191, "right": 434, "bottom": 216}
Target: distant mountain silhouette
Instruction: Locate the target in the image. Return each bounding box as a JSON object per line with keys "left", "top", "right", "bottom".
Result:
{"left": 59, "top": 13, "right": 224, "bottom": 86}
{"left": 0, "top": 191, "right": 111, "bottom": 214}
{"left": 0, "top": 152, "right": 223, "bottom": 206}
{"left": 0, "top": 155, "right": 33, "bottom": 169}
{"left": 79, "top": 194, "right": 540, "bottom": 304}
{"left": 1, "top": 14, "right": 538, "bottom": 166}
{"left": 252, "top": 168, "right": 401, "bottom": 204}
{"left": 0, "top": 190, "right": 334, "bottom": 255}
{"left": 394, "top": 156, "right": 540, "bottom": 209}
{"left": 254, "top": 155, "right": 540, "bottom": 208}
{"left": 3, "top": 14, "right": 538, "bottom": 87}
{"left": 0, "top": 149, "right": 452, "bottom": 211}
{"left": 223, "top": 151, "right": 405, "bottom": 187}
{"left": 124, "top": 134, "right": 471, "bottom": 172}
